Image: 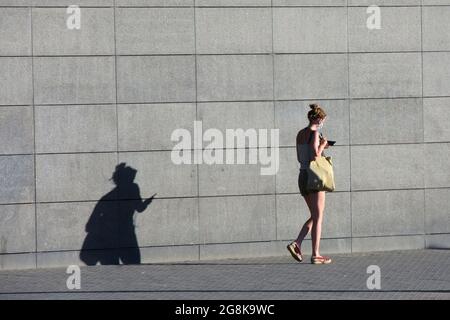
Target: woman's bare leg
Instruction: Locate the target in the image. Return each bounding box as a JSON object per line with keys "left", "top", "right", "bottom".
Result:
{"left": 311, "top": 191, "right": 326, "bottom": 257}
{"left": 295, "top": 218, "right": 312, "bottom": 248}
{"left": 295, "top": 194, "right": 314, "bottom": 249}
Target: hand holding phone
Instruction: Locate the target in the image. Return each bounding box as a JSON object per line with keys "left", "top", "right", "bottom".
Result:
{"left": 319, "top": 132, "right": 336, "bottom": 147}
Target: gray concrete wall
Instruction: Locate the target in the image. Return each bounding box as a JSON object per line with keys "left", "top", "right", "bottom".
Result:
{"left": 1, "top": 0, "right": 449, "bottom": 270}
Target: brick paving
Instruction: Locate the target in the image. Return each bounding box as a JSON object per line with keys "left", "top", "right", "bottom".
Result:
{"left": 0, "top": 249, "right": 449, "bottom": 300}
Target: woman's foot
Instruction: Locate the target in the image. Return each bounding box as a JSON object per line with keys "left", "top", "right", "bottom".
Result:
{"left": 311, "top": 255, "right": 332, "bottom": 265}
{"left": 287, "top": 242, "right": 303, "bottom": 262}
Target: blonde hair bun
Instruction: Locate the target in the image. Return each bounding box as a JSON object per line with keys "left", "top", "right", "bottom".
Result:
{"left": 307, "top": 103, "right": 327, "bottom": 122}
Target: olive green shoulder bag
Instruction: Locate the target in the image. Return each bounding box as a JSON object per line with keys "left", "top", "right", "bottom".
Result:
{"left": 306, "top": 132, "right": 336, "bottom": 192}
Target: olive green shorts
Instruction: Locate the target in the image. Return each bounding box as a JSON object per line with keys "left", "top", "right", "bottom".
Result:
{"left": 298, "top": 169, "right": 318, "bottom": 197}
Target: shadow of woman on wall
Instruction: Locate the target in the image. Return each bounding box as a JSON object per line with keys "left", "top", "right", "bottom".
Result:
{"left": 80, "top": 162, "right": 156, "bottom": 266}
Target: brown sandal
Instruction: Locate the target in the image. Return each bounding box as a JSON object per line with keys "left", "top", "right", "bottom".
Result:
{"left": 287, "top": 242, "right": 303, "bottom": 262}
{"left": 311, "top": 255, "right": 332, "bottom": 264}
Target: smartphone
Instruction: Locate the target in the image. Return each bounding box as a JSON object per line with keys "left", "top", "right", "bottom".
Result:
{"left": 319, "top": 132, "right": 336, "bottom": 146}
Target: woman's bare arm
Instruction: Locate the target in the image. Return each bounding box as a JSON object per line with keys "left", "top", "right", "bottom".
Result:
{"left": 310, "top": 130, "right": 327, "bottom": 159}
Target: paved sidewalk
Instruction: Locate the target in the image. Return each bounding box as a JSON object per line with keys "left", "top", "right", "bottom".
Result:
{"left": 0, "top": 249, "right": 449, "bottom": 300}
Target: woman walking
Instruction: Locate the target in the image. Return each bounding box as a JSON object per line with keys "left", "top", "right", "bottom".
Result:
{"left": 287, "top": 104, "right": 332, "bottom": 264}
